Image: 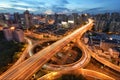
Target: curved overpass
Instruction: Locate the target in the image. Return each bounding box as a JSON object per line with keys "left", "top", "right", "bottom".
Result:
{"left": 39, "top": 68, "right": 115, "bottom": 80}
{"left": 86, "top": 45, "right": 120, "bottom": 72}
{"left": 43, "top": 40, "right": 91, "bottom": 71}
{"left": 9, "top": 37, "right": 32, "bottom": 68}
{"left": 76, "top": 37, "right": 120, "bottom": 73}
{"left": 0, "top": 19, "right": 93, "bottom": 80}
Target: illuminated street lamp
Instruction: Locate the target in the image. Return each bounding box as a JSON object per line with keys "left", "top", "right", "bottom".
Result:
{"left": 10, "top": 26, "right": 15, "bottom": 30}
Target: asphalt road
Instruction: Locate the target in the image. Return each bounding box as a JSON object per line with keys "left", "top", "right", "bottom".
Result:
{"left": 0, "top": 19, "right": 93, "bottom": 80}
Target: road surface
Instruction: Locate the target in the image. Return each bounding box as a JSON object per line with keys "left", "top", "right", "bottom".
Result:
{"left": 0, "top": 19, "right": 93, "bottom": 80}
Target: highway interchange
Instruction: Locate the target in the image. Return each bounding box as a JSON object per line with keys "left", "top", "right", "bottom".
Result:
{"left": 0, "top": 19, "right": 119, "bottom": 79}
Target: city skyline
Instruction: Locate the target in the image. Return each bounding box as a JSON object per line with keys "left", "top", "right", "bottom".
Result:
{"left": 0, "top": 2, "right": 120, "bottom": 79}
{"left": 0, "top": 0, "right": 120, "bottom": 14}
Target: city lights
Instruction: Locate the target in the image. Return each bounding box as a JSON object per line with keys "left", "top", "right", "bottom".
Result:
{"left": 10, "top": 26, "right": 15, "bottom": 30}
{"left": 0, "top": 0, "right": 120, "bottom": 80}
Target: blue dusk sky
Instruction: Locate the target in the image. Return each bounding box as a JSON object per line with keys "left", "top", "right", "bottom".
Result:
{"left": 0, "top": 0, "right": 120, "bottom": 14}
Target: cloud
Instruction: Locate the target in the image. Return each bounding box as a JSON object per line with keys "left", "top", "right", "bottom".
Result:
{"left": 58, "top": 0, "right": 69, "bottom": 5}
{"left": 0, "top": 4, "right": 13, "bottom": 8}
{"left": 38, "top": 2, "right": 45, "bottom": 5}
{"left": 44, "top": 9, "right": 54, "bottom": 14}
{"left": 0, "top": 2, "right": 37, "bottom": 12}
{"left": 0, "top": 0, "right": 119, "bottom": 14}
{"left": 53, "top": 0, "right": 69, "bottom": 7}
{"left": 0, "top": 7, "right": 5, "bottom": 10}
{"left": 10, "top": 0, "right": 18, "bottom": 3}
{"left": 13, "top": 2, "right": 32, "bottom": 6}
{"left": 14, "top": 0, "right": 45, "bottom": 6}
{"left": 82, "top": 7, "right": 107, "bottom": 14}
{"left": 86, "top": 7, "right": 104, "bottom": 11}
{"left": 52, "top": 7, "right": 70, "bottom": 13}
{"left": 14, "top": 7, "right": 37, "bottom": 12}
{"left": 0, "top": 0, "right": 82, "bottom": 13}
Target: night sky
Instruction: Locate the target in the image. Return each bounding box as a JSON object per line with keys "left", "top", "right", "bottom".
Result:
{"left": 0, "top": 0, "right": 120, "bottom": 14}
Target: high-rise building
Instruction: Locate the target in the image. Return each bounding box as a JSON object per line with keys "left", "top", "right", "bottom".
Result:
{"left": 19, "top": 14, "right": 25, "bottom": 29}
{"left": 72, "top": 13, "right": 79, "bottom": 25}
{"left": 13, "top": 29, "right": 25, "bottom": 42}
{"left": 3, "top": 28, "right": 13, "bottom": 41}
{"left": 14, "top": 12, "right": 20, "bottom": 24}
{"left": 68, "top": 15, "right": 74, "bottom": 26}
{"left": 24, "top": 10, "right": 32, "bottom": 30}
{"left": 54, "top": 13, "right": 59, "bottom": 24}
{"left": 0, "top": 13, "right": 5, "bottom": 22}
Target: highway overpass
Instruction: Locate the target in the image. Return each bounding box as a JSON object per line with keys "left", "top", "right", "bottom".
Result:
{"left": 0, "top": 19, "right": 93, "bottom": 80}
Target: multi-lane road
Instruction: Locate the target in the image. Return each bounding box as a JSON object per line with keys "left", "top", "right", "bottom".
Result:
{"left": 10, "top": 37, "right": 32, "bottom": 67}
{"left": 42, "top": 40, "right": 91, "bottom": 71}
{"left": 39, "top": 69, "right": 115, "bottom": 80}
{"left": 86, "top": 45, "right": 120, "bottom": 72}
{"left": 0, "top": 19, "right": 93, "bottom": 80}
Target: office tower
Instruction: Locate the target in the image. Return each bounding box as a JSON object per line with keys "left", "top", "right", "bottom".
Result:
{"left": 14, "top": 12, "right": 20, "bottom": 24}
{"left": 24, "top": 10, "right": 32, "bottom": 30}
{"left": 72, "top": 13, "right": 79, "bottom": 25}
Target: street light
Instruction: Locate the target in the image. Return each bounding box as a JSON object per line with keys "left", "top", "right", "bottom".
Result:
{"left": 10, "top": 26, "right": 15, "bottom": 30}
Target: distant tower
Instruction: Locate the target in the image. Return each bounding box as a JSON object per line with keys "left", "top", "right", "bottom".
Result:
{"left": 3, "top": 28, "right": 13, "bottom": 41}
{"left": 24, "top": 10, "right": 32, "bottom": 31}
{"left": 54, "top": 13, "right": 58, "bottom": 24}
{"left": 45, "top": 14, "right": 48, "bottom": 24}
{"left": 72, "top": 13, "right": 79, "bottom": 25}
{"left": 0, "top": 13, "right": 5, "bottom": 22}
{"left": 13, "top": 29, "right": 25, "bottom": 42}
{"left": 14, "top": 12, "right": 20, "bottom": 24}
{"left": 68, "top": 15, "right": 74, "bottom": 25}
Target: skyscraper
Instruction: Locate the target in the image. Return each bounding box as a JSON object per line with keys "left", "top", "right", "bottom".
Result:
{"left": 14, "top": 12, "right": 20, "bottom": 24}
{"left": 24, "top": 10, "right": 32, "bottom": 31}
